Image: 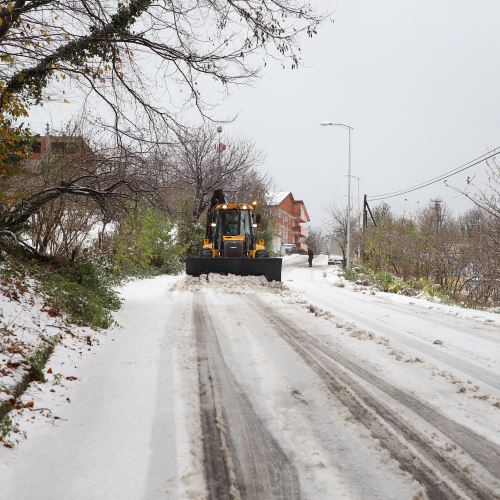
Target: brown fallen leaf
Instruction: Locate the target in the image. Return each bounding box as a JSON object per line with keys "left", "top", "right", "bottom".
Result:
{"left": 47, "top": 367, "right": 53, "bottom": 374}
{"left": 65, "top": 376, "right": 78, "bottom": 381}
{"left": 24, "top": 401, "right": 34, "bottom": 409}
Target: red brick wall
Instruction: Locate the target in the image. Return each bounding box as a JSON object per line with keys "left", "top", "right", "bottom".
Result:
{"left": 29, "top": 137, "right": 46, "bottom": 161}
{"left": 275, "top": 194, "right": 309, "bottom": 250}
{"left": 278, "top": 194, "right": 294, "bottom": 214}
{"left": 28, "top": 136, "right": 90, "bottom": 161}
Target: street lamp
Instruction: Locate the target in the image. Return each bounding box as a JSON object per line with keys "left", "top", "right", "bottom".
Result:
{"left": 343, "top": 173, "right": 361, "bottom": 261}
{"left": 216, "top": 125, "right": 223, "bottom": 169}
{"left": 320, "top": 122, "right": 354, "bottom": 268}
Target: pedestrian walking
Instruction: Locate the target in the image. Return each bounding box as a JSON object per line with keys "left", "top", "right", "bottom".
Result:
{"left": 308, "top": 248, "right": 314, "bottom": 267}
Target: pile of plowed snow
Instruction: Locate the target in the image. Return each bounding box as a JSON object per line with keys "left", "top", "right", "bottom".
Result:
{"left": 172, "top": 273, "right": 286, "bottom": 294}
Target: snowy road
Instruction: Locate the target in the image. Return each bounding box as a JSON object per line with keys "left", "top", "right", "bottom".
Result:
{"left": 1, "top": 258, "right": 499, "bottom": 499}
{"left": 284, "top": 259, "right": 500, "bottom": 392}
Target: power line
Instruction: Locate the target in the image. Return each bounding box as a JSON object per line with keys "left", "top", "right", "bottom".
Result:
{"left": 369, "top": 148, "right": 497, "bottom": 199}
{"left": 368, "top": 148, "right": 499, "bottom": 201}
{"left": 368, "top": 147, "right": 500, "bottom": 202}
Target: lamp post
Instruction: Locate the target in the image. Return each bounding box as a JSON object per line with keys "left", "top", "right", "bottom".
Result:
{"left": 342, "top": 173, "right": 360, "bottom": 262}
{"left": 342, "top": 173, "right": 360, "bottom": 214}
{"left": 216, "top": 125, "right": 223, "bottom": 169}
{"left": 320, "top": 122, "right": 354, "bottom": 268}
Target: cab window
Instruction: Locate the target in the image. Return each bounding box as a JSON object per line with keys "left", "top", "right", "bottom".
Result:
{"left": 224, "top": 210, "right": 240, "bottom": 236}
{"left": 240, "top": 210, "right": 252, "bottom": 237}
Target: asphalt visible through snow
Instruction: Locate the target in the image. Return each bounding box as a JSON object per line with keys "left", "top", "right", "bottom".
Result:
{"left": 194, "top": 294, "right": 301, "bottom": 500}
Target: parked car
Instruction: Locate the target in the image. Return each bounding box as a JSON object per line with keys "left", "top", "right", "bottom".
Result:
{"left": 282, "top": 243, "right": 298, "bottom": 255}
{"left": 328, "top": 254, "right": 344, "bottom": 265}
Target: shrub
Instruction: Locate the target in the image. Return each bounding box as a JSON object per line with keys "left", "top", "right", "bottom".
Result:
{"left": 112, "top": 206, "right": 183, "bottom": 277}
{"left": 175, "top": 198, "right": 206, "bottom": 259}
{"left": 375, "top": 271, "right": 393, "bottom": 290}
{"left": 30, "top": 259, "right": 121, "bottom": 329}
{"left": 343, "top": 267, "right": 363, "bottom": 282}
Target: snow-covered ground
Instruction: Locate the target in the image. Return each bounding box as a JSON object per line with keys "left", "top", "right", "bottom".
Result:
{"left": 1, "top": 259, "right": 499, "bottom": 499}
{"left": 0, "top": 270, "right": 95, "bottom": 419}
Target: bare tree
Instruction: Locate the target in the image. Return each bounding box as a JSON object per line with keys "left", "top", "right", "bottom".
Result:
{"left": 164, "top": 126, "right": 264, "bottom": 221}
{"left": 306, "top": 227, "right": 328, "bottom": 255}
{"left": 28, "top": 195, "right": 103, "bottom": 258}
{"left": 0, "top": 0, "right": 324, "bottom": 142}
{"left": 0, "top": 133, "right": 166, "bottom": 256}
{"left": 445, "top": 157, "right": 500, "bottom": 303}
{"left": 361, "top": 197, "right": 500, "bottom": 305}
{"left": 327, "top": 203, "right": 360, "bottom": 266}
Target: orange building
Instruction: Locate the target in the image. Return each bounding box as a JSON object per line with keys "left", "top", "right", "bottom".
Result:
{"left": 268, "top": 191, "right": 310, "bottom": 253}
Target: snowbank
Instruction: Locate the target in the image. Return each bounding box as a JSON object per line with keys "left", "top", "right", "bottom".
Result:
{"left": 0, "top": 269, "right": 95, "bottom": 446}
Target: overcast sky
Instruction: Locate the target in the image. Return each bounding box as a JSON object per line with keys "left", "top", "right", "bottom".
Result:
{"left": 213, "top": 0, "right": 500, "bottom": 226}
{"left": 29, "top": 0, "right": 500, "bottom": 227}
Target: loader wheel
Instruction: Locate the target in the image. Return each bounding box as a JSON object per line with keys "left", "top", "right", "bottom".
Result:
{"left": 199, "top": 248, "right": 212, "bottom": 257}
{"left": 255, "top": 250, "right": 269, "bottom": 258}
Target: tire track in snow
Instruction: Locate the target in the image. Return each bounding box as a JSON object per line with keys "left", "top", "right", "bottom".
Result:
{"left": 378, "top": 302, "right": 500, "bottom": 345}
{"left": 293, "top": 276, "right": 500, "bottom": 390}
{"left": 194, "top": 293, "right": 301, "bottom": 500}
{"left": 335, "top": 300, "right": 500, "bottom": 390}
{"left": 251, "top": 296, "right": 500, "bottom": 500}
{"left": 196, "top": 309, "right": 233, "bottom": 500}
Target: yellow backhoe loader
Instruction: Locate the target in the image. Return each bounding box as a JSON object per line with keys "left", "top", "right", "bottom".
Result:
{"left": 186, "top": 190, "right": 282, "bottom": 281}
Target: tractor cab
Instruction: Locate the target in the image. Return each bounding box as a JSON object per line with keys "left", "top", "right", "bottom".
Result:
{"left": 208, "top": 205, "right": 258, "bottom": 257}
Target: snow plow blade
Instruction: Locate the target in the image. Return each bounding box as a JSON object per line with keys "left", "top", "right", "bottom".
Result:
{"left": 186, "top": 257, "right": 282, "bottom": 282}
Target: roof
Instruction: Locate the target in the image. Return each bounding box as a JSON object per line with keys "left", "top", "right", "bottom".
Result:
{"left": 267, "top": 191, "right": 292, "bottom": 206}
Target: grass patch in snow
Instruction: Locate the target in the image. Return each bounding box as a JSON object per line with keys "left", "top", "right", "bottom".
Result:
{"left": 28, "top": 337, "right": 58, "bottom": 383}
{"left": 342, "top": 265, "right": 499, "bottom": 312}
{"left": 342, "top": 266, "right": 455, "bottom": 303}
{"left": 0, "top": 413, "right": 26, "bottom": 448}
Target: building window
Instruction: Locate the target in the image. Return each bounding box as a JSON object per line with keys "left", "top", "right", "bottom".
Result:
{"left": 32, "top": 142, "right": 42, "bottom": 153}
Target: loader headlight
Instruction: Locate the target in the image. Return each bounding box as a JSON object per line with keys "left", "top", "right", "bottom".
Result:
{"left": 200, "top": 248, "right": 212, "bottom": 257}
{"left": 255, "top": 250, "right": 269, "bottom": 258}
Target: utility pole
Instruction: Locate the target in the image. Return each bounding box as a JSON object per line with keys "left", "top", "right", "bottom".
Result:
{"left": 431, "top": 198, "right": 442, "bottom": 234}
{"left": 363, "top": 195, "right": 368, "bottom": 231}
{"left": 431, "top": 198, "right": 443, "bottom": 285}
{"left": 346, "top": 126, "right": 352, "bottom": 269}
{"left": 362, "top": 194, "right": 368, "bottom": 263}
